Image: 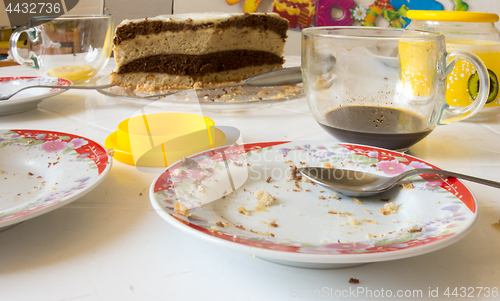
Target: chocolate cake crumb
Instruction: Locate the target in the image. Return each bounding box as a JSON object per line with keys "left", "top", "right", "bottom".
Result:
{"left": 408, "top": 227, "right": 422, "bottom": 233}
{"left": 349, "top": 278, "right": 359, "bottom": 284}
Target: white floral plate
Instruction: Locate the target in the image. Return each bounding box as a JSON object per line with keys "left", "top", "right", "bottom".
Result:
{"left": 0, "top": 129, "right": 112, "bottom": 228}
{"left": 150, "top": 141, "right": 478, "bottom": 268}
{"left": 0, "top": 77, "right": 72, "bottom": 116}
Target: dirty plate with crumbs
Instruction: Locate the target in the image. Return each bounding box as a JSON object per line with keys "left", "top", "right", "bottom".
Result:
{"left": 150, "top": 141, "right": 478, "bottom": 268}
{"left": 96, "top": 75, "right": 303, "bottom": 112}
{"left": 0, "top": 129, "right": 112, "bottom": 228}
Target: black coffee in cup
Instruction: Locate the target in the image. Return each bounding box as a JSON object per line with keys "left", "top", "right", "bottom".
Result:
{"left": 319, "top": 105, "right": 433, "bottom": 150}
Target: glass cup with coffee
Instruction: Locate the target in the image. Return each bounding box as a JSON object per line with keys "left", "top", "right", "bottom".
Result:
{"left": 302, "top": 27, "right": 489, "bottom": 150}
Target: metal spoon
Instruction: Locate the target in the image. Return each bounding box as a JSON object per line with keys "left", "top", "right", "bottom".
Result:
{"left": 299, "top": 167, "right": 500, "bottom": 197}
{"left": 216, "top": 66, "right": 303, "bottom": 88}
{"left": 137, "top": 66, "right": 303, "bottom": 99}
{"left": 0, "top": 83, "right": 115, "bottom": 101}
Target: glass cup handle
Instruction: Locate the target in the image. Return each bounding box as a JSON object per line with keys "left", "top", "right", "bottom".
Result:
{"left": 438, "top": 50, "right": 489, "bottom": 124}
{"left": 9, "top": 26, "right": 38, "bottom": 68}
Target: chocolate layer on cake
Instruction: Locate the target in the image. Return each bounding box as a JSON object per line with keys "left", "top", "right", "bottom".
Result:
{"left": 116, "top": 51, "right": 283, "bottom": 76}
{"left": 114, "top": 13, "right": 288, "bottom": 45}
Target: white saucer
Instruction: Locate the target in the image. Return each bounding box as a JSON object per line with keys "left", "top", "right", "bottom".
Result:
{"left": 0, "top": 77, "right": 71, "bottom": 116}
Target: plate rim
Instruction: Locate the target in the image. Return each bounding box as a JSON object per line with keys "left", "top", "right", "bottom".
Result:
{"left": 0, "top": 128, "right": 112, "bottom": 228}
{"left": 0, "top": 77, "right": 72, "bottom": 116}
{"left": 149, "top": 141, "right": 479, "bottom": 264}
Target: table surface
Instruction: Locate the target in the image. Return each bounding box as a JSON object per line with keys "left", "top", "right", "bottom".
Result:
{"left": 1, "top": 59, "right": 500, "bottom": 301}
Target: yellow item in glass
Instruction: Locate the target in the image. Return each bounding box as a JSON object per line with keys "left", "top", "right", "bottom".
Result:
{"left": 446, "top": 39, "right": 500, "bottom": 107}
{"left": 48, "top": 65, "right": 94, "bottom": 82}
{"left": 398, "top": 39, "right": 439, "bottom": 98}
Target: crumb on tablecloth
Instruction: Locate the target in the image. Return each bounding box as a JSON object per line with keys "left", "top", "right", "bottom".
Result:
{"left": 493, "top": 220, "right": 500, "bottom": 230}
{"left": 349, "top": 278, "right": 360, "bottom": 284}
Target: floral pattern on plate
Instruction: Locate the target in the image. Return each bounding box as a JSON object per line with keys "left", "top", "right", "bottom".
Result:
{"left": 150, "top": 141, "right": 478, "bottom": 265}
{"left": 0, "top": 129, "right": 111, "bottom": 227}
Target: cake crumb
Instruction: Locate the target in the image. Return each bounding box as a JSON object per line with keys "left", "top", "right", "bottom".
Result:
{"left": 301, "top": 176, "right": 312, "bottom": 183}
{"left": 324, "top": 162, "right": 333, "bottom": 168}
{"left": 235, "top": 224, "right": 245, "bottom": 230}
{"left": 318, "top": 195, "right": 326, "bottom": 200}
{"left": 381, "top": 198, "right": 390, "bottom": 202}
{"left": 289, "top": 165, "right": 302, "bottom": 181}
{"left": 0, "top": 170, "right": 7, "bottom": 174}
{"left": 329, "top": 195, "right": 341, "bottom": 200}
{"left": 402, "top": 183, "right": 415, "bottom": 190}
{"left": 380, "top": 202, "right": 401, "bottom": 215}
{"left": 349, "top": 278, "right": 360, "bottom": 284}
{"left": 257, "top": 231, "right": 273, "bottom": 237}
{"left": 254, "top": 190, "right": 276, "bottom": 208}
{"left": 408, "top": 227, "right": 422, "bottom": 233}
{"left": 352, "top": 198, "right": 365, "bottom": 205}
{"left": 361, "top": 219, "right": 378, "bottom": 224}
{"left": 348, "top": 217, "right": 360, "bottom": 225}
{"left": 492, "top": 220, "right": 500, "bottom": 230}
{"left": 106, "top": 148, "right": 115, "bottom": 156}
{"left": 266, "top": 176, "right": 272, "bottom": 183}
{"left": 238, "top": 206, "right": 250, "bottom": 216}
{"left": 174, "top": 202, "right": 191, "bottom": 217}
{"left": 328, "top": 210, "right": 353, "bottom": 217}
{"left": 269, "top": 221, "right": 278, "bottom": 227}
{"left": 321, "top": 239, "right": 328, "bottom": 243}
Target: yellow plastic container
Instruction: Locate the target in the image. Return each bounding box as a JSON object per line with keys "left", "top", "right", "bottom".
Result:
{"left": 407, "top": 10, "right": 500, "bottom": 121}
{"left": 105, "top": 113, "right": 226, "bottom": 167}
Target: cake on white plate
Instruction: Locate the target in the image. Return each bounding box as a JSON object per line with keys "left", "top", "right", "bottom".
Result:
{"left": 111, "top": 12, "right": 289, "bottom": 90}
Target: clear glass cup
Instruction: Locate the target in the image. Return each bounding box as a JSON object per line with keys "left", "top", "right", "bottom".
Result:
{"left": 302, "top": 27, "right": 489, "bottom": 150}
{"left": 9, "top": 15, "right": 114, "bottom": 84}
{"left": 407, "top": 11, "right": 500, "bottom": 121}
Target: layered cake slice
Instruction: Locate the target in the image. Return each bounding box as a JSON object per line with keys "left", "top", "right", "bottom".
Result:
{"left": 111, "top": 12, "right": 289, "bottom": 90}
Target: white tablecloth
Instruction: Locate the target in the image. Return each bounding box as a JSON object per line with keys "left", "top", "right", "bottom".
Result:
{"left": 1, "top": 60, "right": 500, "bottom": 301}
